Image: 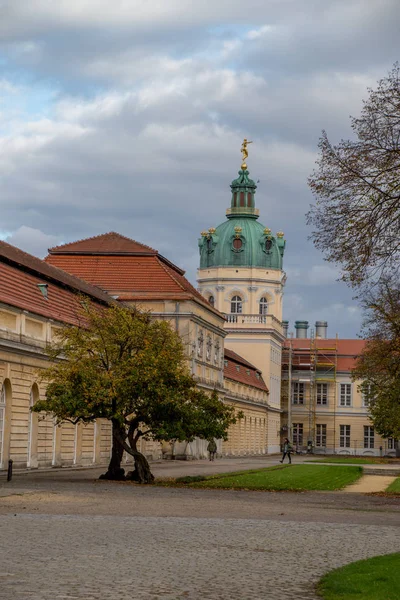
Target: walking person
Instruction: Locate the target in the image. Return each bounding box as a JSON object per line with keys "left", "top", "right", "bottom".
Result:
{"left": 207, "top": 439, "right": 217, "bottom": 461}
{"left": 280, "top": 438, "right": 293, "bottom": 464}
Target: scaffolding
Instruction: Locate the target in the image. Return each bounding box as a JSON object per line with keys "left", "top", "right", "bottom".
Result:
{"left": 281, "top": 334, "right": 338, "bottom": 449}
{"left": 308, "top": 333, "right": 338, "bottom": 446}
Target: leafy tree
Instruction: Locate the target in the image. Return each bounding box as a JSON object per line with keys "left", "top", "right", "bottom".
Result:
{"left": 352, "top": 279, "right": 400, "bottom": 454}
{"left": 33, "top": 302, "right": 240, "bottom": 483}
{"left": 307, "top": 63, "right": 400, "bottom": 287}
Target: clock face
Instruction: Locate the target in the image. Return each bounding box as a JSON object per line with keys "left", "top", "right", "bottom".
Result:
{"left": 233, "top": 238, "right": 243, "bottom": 250}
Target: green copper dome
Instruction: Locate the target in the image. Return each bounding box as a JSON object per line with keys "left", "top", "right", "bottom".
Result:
{"left": 199, "top": 167, "right": 285, "bottom": 269}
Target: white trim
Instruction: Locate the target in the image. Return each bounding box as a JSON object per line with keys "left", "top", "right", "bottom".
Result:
{"left": 93, "top": 421, "right": 97, "bottom": 463}
{"left": 52, "top": 419, "right": 57, "bottom": 466}
{"left": 73, "top": 423, "right": 78, "bottom": 465}
{"left": 224, "top": 288, "right": 249, "bottom": 303}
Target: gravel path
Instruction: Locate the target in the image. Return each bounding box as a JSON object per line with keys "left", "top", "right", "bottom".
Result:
{"left": 342, "top": 474, "right": 396, "bottom": 493}
{"left": 0, "top": 460, "right": 399, "bottom": 599}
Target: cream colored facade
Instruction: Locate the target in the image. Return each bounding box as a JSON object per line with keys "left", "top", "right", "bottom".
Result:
{"left": 126, "top": 297, "right": 226, "bottom": 393}
{"left": 286, "top": 373, "right": 396, "bottom": 457}
{"left": 197, "top": 265, "right": 285, "bottom": 452}
{"left": 221, "top": 374, "right": 280, "bottom": 456}
{"left": 0, "top": 305, "right": 113, "bottom": 471}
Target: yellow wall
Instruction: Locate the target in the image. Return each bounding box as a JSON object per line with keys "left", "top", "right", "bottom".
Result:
{"left": 285, "top": 374, "right": 394, "bottom": 456}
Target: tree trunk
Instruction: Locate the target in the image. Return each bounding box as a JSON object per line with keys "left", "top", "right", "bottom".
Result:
{"left": 126, "top": 438, "right": 154, "bottom": 484}
{"left": 99, "top": 419, "right": 126, "bottom": 480}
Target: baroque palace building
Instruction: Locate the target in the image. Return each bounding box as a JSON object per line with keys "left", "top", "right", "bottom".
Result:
{"left": 2, "top": 147, "right": 392, "bottom": 471}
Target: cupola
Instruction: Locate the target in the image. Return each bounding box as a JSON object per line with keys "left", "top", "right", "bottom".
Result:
{"left": 198, "top": 140, "right": 286, "bottom": 270}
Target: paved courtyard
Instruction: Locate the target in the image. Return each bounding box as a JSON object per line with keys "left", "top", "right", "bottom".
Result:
{"left": 0, "top": 458, "right": 399, "bottom": 599}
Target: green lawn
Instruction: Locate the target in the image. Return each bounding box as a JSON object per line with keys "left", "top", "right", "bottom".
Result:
{"left": 179, "top": 464, "right": 362, "bottom": 491}
{"left": 317, "top": 553, "right": 400, "bottom": 600}
{"left": 386, "top": 476, "right": 400, "bottom": 494}
{"left": 309, "top": 457, "right": 395, "bottom": 465}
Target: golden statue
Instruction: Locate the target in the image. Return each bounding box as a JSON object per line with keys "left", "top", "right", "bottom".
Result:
{"left": 241, "top": 138, "right": 252, "bottom": 169}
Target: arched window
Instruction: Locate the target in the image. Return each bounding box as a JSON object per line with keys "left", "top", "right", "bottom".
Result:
{"left": 231, "top": 295, "right": 243, "bottom": 314}
{"left": 27, "top": 384, "right": 39, "bottom": 468}
{"left": 208, "top": 295, "right": 215, "bottom": 307}
{"left": 259, "top": 297, "right": 268, "bottom": 315}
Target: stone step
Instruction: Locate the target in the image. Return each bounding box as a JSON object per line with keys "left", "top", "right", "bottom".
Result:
{"left": 363, "top": 467, "right": 400, "bottom": 476}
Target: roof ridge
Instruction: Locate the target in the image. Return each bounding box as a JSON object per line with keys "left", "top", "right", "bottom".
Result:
{"left": 48, "top": 231, "right": 158, "bottom": 254}
{"left": 157, "top": 258, "right": 187, "bottom": 293}
{"left": 160, "top": 260, "right": 224, "bottom": 317}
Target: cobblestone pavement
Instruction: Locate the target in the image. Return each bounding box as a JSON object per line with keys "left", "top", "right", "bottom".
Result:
{"left": 0, "top": 461, "right": 399, "bottom": 599}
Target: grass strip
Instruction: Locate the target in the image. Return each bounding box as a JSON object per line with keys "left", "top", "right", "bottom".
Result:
{"left": 317, "top": 553, "right": 400, "bottom": 600}
{"left": 184, "top": 464, "right": 362, "bottom": 491}
{"left": 386, "top": 476, "right": 400, "bottom": 494}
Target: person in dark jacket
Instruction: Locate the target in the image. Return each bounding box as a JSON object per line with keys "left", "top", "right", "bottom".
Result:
{"left": 280, "top": 438, "right": 292, "bottom": 464}
{"left": 207, "top": 439, "right": 217, "bottom": 461}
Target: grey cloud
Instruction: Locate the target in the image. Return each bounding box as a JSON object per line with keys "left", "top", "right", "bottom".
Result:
{"left": 1, "top": 0, "right": 399, "bottom": 337}
{"left": 5, "top": 225, "right": 61, "bottom": 258}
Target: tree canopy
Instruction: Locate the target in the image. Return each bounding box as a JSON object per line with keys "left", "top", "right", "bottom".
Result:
{"left": 33, "top": 301, "right": 240, "bottom": 482}
{"left": 307, "top": 63, "right": 400, "bottom": 287}
{"left": 352, "top": 280, "right": 400, "bottom": 445}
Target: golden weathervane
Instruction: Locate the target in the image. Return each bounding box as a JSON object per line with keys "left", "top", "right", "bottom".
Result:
{"left": 241, "top": 138, "right": 252, "bottom": 169}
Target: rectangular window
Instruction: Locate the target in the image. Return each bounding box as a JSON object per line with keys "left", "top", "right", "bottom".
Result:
{"left": 339, "top": 383, "right": 351, "bottom": 407}
{"left": 293, "top": 423, "right": 303, "bottom": 445}
{"left": 316, "top": 424, "right": 327, "bottom": 447}
{"left": 340, "top": 425, "right": 351, "bottom": 448}
{"left": 317, "top": 383, "right": 328, "bottom": 405}
{"left": 362, "top": 383, "right": 373, "bottom": 407}
{"left": 387, "top": 438, "right": 397, "bottom": 450}
{"left": 364, "top": 426, "right": 374, "bottom": 449}
{"left": 292, "top": 382, "right": 304, "bottom": 405}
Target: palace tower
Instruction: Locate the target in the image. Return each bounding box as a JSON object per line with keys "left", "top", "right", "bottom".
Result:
{"left": 197, "top": 149, "right": 286, "bottom": 447}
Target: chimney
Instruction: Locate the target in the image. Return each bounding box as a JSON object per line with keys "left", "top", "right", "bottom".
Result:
{"left": 295, "top": 320, "right": 309, "bottom": 339}
{"left": 282, "top": 320, "right": 289, "bottom": 338}
{"left": 315, "top": 321, "right": 328, "bottom": 339}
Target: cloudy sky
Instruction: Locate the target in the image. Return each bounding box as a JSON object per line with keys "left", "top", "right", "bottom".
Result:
{"left": 1, "top": 0, "right": 399, "bottom": 337}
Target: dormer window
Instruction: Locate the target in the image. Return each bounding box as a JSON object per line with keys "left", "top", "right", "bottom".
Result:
{"left": 231, "top": 295, "right": 242, "bottom": 314}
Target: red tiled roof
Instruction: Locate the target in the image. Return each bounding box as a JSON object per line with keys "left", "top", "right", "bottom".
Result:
{"left": 0, "top": 240, "right": 111, "bottom": 306}
{"left": 49, "top": 232, "right": 158, "bottom": 256}
{"left": 284, "top": 338, "right": 366, "bottom": 372}
{"left": 286, "top": 338, "right": 366, "bottom": 355}
{"left": 0, "top": 248, "right": 111, "bottom": 326}
{"left": 224, "top": 349, "right": 268, "bottom": 392}
{"left": 46, "top": 234, "right": 222, "bottom": 317}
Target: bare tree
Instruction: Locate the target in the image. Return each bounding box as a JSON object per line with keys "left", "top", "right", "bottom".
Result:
{"left": 307, "top": 63, "right": 400, "bottom": 287}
